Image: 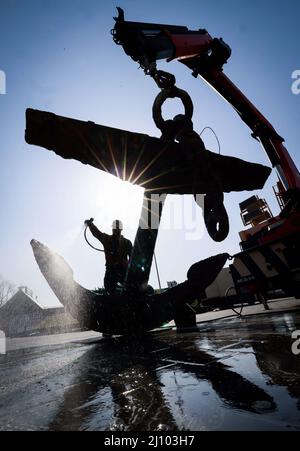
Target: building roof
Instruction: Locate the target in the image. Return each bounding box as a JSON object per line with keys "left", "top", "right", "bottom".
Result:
{"left": 0, "top": 287, "right": 77, "bottom": 337}
{"left": 1, "top": 287, "right": 63, "bottom": 313}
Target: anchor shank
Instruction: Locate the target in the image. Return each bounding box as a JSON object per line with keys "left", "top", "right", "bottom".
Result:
{"left": 126, "top": 191, "right": 166, "bottom": 292}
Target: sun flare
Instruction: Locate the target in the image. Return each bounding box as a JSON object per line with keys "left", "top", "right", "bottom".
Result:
{"left": 94, "top": 177, "right": 144, "bottom": 232}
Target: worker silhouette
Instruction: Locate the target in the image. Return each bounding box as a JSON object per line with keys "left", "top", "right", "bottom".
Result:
{"left": 85, "top": 219, "right": 133, "bottom": 294}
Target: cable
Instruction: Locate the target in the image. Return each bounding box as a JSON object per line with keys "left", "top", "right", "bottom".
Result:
{"left": 199, "top": 126, "right": 221, "bottom": 154}
{"left": 154, "top": 253, "right": 162, "bottom": 290}
{"left": 84, "top": 226, "right": 105, "bottom": 253}
{"left": 225, "top": 286, "right": 244, "bottom": 317}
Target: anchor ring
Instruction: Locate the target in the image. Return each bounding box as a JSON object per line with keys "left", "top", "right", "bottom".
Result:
{"left": 152, "top": 86, "right": 194, "bottom": 132}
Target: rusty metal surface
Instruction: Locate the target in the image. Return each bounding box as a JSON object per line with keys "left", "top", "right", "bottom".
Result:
{"left": 0, "top": 311, "right": 300, "bottom": 431}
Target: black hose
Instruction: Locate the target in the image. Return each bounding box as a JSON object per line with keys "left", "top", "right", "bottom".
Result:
{"left": 84, "top": 226, "right": 105, "bottom": 253}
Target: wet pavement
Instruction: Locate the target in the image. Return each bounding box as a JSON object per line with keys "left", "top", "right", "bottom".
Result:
{"left": 0, "top": 311, "right": 300, "bottom": 431}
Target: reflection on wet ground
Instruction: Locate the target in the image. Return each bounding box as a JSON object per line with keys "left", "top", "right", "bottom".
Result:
{"left": 0, "top": 311, "right": 300, "bottom": 430}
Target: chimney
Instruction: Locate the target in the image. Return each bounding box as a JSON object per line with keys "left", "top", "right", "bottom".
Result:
{"left": 18, "top": 286, "right": 33, "bottom": 298}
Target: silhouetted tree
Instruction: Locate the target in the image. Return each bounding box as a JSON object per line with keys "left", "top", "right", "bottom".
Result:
{"left": 0, "top": 275, "right": 16, "bottom": 307}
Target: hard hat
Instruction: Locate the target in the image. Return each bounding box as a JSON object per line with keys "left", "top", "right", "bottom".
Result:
{"left": 112, "top": 219, "right": 123, "bottom": 230}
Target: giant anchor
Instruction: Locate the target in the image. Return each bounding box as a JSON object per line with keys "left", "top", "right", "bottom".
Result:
{"left": 25, "top": 14, "right": 271, "bottom": 334}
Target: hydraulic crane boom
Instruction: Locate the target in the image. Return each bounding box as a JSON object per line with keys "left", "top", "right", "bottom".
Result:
{"left": 113, "top": 7, "right": 300, "bottom": 198}
{"left": 113, "top": 8, "right": 300, "bottom": 302}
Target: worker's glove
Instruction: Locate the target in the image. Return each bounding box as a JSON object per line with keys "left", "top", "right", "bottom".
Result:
{"left": 84, "top": 218, "right": 94, "bottom": 227}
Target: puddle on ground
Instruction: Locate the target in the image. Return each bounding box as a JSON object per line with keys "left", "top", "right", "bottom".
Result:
{"left": 0, "top": 312, "right": 300, "bottom": 430}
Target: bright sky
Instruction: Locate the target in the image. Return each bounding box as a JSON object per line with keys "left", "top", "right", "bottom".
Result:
{"left": 0, "top": 0, "right": 299, "bottom": 307}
